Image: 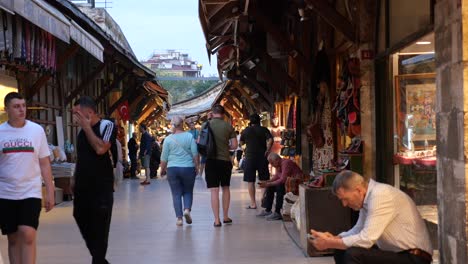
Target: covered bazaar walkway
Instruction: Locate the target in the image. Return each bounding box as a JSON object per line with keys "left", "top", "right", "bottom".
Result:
{"left": 0, "top": 172, "right": 332, "bottom": 264}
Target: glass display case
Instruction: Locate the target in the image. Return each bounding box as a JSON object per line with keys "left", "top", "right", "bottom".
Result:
{"left": 392, "top": 34, "right": 436, "bottom": 206}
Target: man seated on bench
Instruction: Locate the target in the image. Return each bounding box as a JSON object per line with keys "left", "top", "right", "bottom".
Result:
{"left": 310, "top": 170, "right": 432, "bottom": 264}
{"left": 257, "top": 153, "right": 303, "bottom": 221}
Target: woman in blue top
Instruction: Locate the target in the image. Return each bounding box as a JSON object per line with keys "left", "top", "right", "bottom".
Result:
{"left": 160, "top": 116, "right": 199, "bottom": 226}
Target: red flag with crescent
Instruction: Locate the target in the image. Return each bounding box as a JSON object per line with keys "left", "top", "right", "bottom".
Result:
{"left": 118, "top": 101, "right": 130, "bottom": 121}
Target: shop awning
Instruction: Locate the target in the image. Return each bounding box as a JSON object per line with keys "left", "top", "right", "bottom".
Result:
{"left": 14, "top": 0, "right": 70, "bottom": 43}
{"left": 70, "top": 20, "right": 104, "bottom": 62}
{"left": 143, "top": 81, "right": 169, "bottom": 99}
{"left": 0, "top": 0, "right": 14, "bottom": 14}
{"left": 167, "top": 81, "right": 227, "bottom": 119}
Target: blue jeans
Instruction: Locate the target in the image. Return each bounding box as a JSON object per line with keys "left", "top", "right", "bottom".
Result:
{"left": 167, "top": 167, "right": 196, "bottom": 217}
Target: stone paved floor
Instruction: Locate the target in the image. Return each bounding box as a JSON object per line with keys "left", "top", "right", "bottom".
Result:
{"left": 0, "top": 172, "right": 333, "bottom": 264}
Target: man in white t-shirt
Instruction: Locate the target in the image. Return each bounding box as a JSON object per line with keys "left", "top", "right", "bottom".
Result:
{"left": 0, "top": 92, "right": 55, "bottom": 264}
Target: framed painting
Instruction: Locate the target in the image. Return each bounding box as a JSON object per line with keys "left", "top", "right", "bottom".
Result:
{"left": 395, "top": 73, "right": 436, "bottom": 150}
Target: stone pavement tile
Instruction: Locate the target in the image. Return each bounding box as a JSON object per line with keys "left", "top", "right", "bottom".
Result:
{"left": 0, "top": 173, "right": 333, "bottom": 264}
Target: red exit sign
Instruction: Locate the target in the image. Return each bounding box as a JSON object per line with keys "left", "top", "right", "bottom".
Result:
{"left": 361, "top": 50, "right": 374, "bottom": 60}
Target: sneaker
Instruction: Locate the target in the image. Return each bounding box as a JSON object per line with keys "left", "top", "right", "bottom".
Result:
{"left": 176, "top": 218, "right": 183, "bottom": 226}
{"left": 183, "top": 209, "right": 192, "bottom": 224}
{"left": 256, "top": 210, "right": 272, "bottom": 217}
{"left": 266, "top": 212, "right": 282, "bottom": 221}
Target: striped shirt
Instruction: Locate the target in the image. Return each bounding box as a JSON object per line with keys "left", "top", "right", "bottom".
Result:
{"left": 339, "top": 179, "right": 432, "bottom": 254}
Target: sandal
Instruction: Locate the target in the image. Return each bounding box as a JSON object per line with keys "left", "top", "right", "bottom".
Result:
{"left": 245, "top": 205, "right": 257, "bottom": 209}
{"left": 223, "top": 218, "right": 233, "bottom": 224}
{"left": 214, "top": 222, "right": 222, "bottom": 227}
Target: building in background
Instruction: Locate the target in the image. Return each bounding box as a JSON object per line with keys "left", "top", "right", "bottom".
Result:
{"left": 141, "top": 50, "right": 202, "bottom": 78}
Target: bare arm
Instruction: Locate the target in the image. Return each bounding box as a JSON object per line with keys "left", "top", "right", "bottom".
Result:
{"left": 193, "top": 154, "right": 200, "bottom": 173}
{"left": 229, "top": 137, "right": 238, "bottom": 150}
{"left": 82, "top": 125, "right": 112, "bottom": 155}
{"left": 39, "top": 157, "right": 55, "bottom": 212}
{"left": 160, "top": 161, "right": 168, "bottom": 176}
{"left": 265, "top": 138, "right": 273, "bottom": 156}
{"left": 74, "top": 111, "right": 112, "bottom": 155}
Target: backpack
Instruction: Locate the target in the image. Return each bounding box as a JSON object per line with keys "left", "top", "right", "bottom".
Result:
{"left": 100, "top": 119, "right": 118, "bottom": 168}
{"left": 197, "top": 121, "right": 217, "bottom": 157}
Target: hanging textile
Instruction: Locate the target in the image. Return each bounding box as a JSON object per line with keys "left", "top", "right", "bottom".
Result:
{"left": 292, "top": 97, "right": 297, "bottom": 129}
{"left": 33, "top": 27, "right": 40, "bottom": 66}
{"left": 286, "top": 99, "right": 295, "bottom": 129}
{"left": 312, "top": 85, "right": 334, "bottom": 170}
{"left": 310, "top": 49, "right": 331, "bottom": 113}
{"left": 24, "top": 20, "right": 31, "bottom": 64}
{"left": 332, "top": 58, "right": 361, "bottom": 138}
{"left": 295, "top": 99, "right": 301, "bottom": 155}
{"left": 0, "top": 10, "right": 13, "bottom": 61}
{"left": 13, "top": 15, "right": 22, "bottom": 60}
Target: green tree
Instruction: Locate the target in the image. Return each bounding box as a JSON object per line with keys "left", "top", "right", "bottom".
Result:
{"left": 160, "top": 80, "right": 218, "bottom": 104}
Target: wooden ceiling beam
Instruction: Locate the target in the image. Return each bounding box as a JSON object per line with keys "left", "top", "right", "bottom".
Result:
{"left": 261, "top": 52, "right": 297, "bottom": 91}
{"left": 95, "top": 69, "right": 132, "bottom": 104}
{"left": 224, "top": 90, "right": 243, "bottom": 113}
{"left": 229, "top": 89, "right": 249, "bottom": 118}
{"left": 250, "top": 8, "right": 311, "bottom": 73}
{"left": 207, "top": 4, "right": 226, "bottom": 20}
{"left": 65, "top": 61, "right": 109, "bottom": 105}
{"left": 209, "top": 35, "right": 232, "bottom": 50}
{"left": 240, "top": 76, "right": 274, "bottom": 107}
{"left": 107, "top": 85, "right": 140, "bottom": 116}
{"left": 237, "top": 82, "right": 270, "bottom": 112}
{"left": 255, "top": 67, "right": 285, "bottom": 99}
{"left": 209, "top": 14, "right": 237, "bottom": 35}
{"left": 136, "top": 98, "right": 157, "bottom": 124}
{"left": 234, "top": 83, "right": 256, "bottom": 107}
{"left": 304, "top": 0, "right": 357, "bottom": 43}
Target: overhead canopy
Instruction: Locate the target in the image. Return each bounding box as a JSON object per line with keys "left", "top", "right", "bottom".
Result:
{"left": 70, "top": 20, "right": 104, "bottom": 62}
{"left": 167, "top": 82, "right": 227, "bottom": 119}
{"left": 12, "top": 0, "right": 106, "bottom": 63}
{"left": 14, "top": 0, "right": 71, "bottom": 43}
{"left": 143, "top": 80, "right": 169, "bottom": 100}
{"left": 0, "top": 0, "right": 13, "bottom": 14}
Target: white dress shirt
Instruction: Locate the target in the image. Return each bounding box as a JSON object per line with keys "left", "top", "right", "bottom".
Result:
{"left": 339, "top": 179, "right": 432, "bottom": 254}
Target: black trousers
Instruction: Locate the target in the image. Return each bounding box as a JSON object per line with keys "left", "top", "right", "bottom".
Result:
{"left": 129, "top": 156, "right": 137, "bottom": 178}
{"left": 334, "top": 247, "right": 431, "bottom": 264}
{"left": 73, "top": 192, "right": 113, "bottom": 264}
{"left": 263, "top": 184, "right": 285, "bottom": 213}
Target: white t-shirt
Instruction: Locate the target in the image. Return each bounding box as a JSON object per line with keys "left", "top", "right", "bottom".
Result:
{"left": 0, "top": 120, "right": 50, "bottom": 200}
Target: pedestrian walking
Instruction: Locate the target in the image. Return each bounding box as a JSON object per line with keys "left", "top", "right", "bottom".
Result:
{"left": 71, "top": 96, "right": 115, "bottom": 264}
{"left": 203, "top": 105, "right": 237, "bottom": 227}
{"left": 127, "top": 132, "right": 139, "bottom": 179}
{"left": 150, "top": 136, "right": 161, "bottom": 179}
{"left": 0, "top": 92, "right": 55, "bottom": 264}
{"left": 160, "top": 116, "right": 199, "bottom": 226}
{"left": 139, "top": 124, "right": 153, "bottom": 185}
{"left": 239, "top": 113, "right": 273, "bottom": 209}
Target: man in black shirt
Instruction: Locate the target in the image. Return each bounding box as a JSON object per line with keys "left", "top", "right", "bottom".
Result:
{"left": 139, "top": 124, "right": 153, "bottom": 185}
{"left": 240, "top": 114, "right": 273, "bottom": 209}
{"left": 127, "top": 132, "right": 138, "bottom": 179}
{"left": 72, "top": 96, "right": 114, "bottom": 264}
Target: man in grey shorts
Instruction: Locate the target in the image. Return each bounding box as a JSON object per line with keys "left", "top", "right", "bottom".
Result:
{"left": 139, "top": 124, "right": 153, "bottom": 185}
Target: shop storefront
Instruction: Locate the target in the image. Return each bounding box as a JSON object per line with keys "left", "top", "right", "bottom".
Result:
{"left": 374, "top": 0, "right": 438, "bottom": 251}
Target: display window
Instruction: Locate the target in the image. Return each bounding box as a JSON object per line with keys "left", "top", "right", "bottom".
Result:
{"left": 392, "top": 33, "right": 436, "bottom": 208}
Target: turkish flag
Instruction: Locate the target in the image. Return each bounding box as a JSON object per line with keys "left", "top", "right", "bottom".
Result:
{"left": 118, "top": 101, "right": 130, "bottom": 121}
